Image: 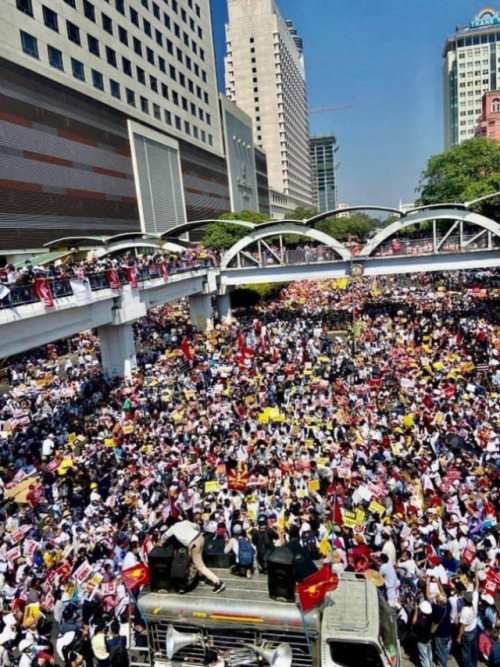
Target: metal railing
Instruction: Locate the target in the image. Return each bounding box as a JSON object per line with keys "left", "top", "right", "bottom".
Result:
{"left": 0, "top": 259, "right": 217, "bottom": 310}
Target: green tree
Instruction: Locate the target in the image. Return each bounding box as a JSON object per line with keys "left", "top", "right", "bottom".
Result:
{"left": 201, "top": 210, "right": 270, "bottom": 250}
{"left": 416, "top": 138, "right": 500, "bottom": 220}
{"left": 286, "top": 207, "right": 319, "bottom": 221}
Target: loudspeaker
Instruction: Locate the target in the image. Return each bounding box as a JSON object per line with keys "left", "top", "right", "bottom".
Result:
{"left": 286, "top": 540, "right": 318, "bottom": 583}
{"left": 267, "top": 547, "right": 296, "bottom": 602}
{"left": 203, "top": 538, "right": 235, "bottom": 569}
{"left": 149, "top": 544, "right": 175, "bottom": 592}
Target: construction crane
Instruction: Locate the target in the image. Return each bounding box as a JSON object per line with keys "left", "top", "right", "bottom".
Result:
{"left": 308, "top": 104, "right": 355, "bottom": 115}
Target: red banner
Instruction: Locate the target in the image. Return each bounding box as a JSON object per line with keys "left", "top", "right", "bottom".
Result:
{"left": 107, "top": 269, "right": 121, "bottom": 290}
{"left": 297, "top": 564, "right": 339, "bottom": 613}
{"left": 228, "top": 466, "right": 249, "bottom": 491}
{"left": 462, "top": 546, "right": 476, "bottom": 566}
{"left": 181, "top": 337, "right": 193, "bottom": 362}
{"left": 125, "top": 267, "right": 138, "bottom": 289}
{"left": 159, "top": 262, "right": 169, "bottom": 281}
{"left": 34, "top": 278, "right": 54, "bottom": 308}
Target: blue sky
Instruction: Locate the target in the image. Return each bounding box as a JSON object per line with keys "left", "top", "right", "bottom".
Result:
{"left": 210, "top": 0, "right": 491, "bottom": 208}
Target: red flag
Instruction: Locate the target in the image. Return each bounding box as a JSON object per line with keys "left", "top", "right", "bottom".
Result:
{"left": 296, "top": 564, "right": 339, "bottom": 613}
{"left": 125, "top": 267, "right": 138, "bottom": 289}
{"left": 228, "top": 466, "right": 249, "bottom": 491}
{"left": 181, "top": 337, "right": 193, "bottom": 362}
{"left": 107, "top": 269, "right": 121, "bottom": 290}
{"left": 34, "top": 278, "right": 55, "bottom": 308}
{"left": 121, "top": 563, "right": 150, "bottom": 589}
{"left": 332, "top": 498, "right": 343, "bottom": 527}
{"left": 159, "top": 262, "right": 169, "bottom": 281}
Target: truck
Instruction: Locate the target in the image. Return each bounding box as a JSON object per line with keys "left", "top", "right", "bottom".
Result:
{"left": 136, "top": 570, "right": 401, "bottom": 667}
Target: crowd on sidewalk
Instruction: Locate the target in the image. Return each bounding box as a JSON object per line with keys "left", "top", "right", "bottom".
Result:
{"left": 0, "top": 271, "right": 500, "bottom": 665}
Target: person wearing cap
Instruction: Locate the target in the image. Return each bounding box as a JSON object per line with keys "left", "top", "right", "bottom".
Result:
{"left": 412, "top": 599, "right": 433, "bottom": 667}
{"left": 428, "top": 586, "right": 452, "bottom": 667}
{"left": 251, "top": 515, "right": 279, "bottom": 575}
{"left": 457, "top": 564, "right": 480, "bottom": 667}
{"left": 18, "top": 638, "right": 35, "bottom": 667}
{"left": 224, "top": 524, "right": 255, "bottom": 579}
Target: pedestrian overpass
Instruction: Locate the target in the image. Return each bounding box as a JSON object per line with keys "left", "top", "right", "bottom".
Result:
{"left": 1, "top": 204, "right": 500, "bottom": 376}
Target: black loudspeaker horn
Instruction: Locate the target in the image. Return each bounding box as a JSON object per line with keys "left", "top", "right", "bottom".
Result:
{"left": 267, "top": 547, "right": 295, "bottom": 602}
{"left": 148, "top": 544, "right": 175, "bottom": 592}
{"left": 203, "top": 538, "right": 235, "bottom": 569}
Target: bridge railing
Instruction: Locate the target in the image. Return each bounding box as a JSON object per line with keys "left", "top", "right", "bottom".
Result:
{"left": 372, "top": 233, "right": 500, "bottom": 257}
{"left": 0, "top": 259, "right": 216, "bottom": 310}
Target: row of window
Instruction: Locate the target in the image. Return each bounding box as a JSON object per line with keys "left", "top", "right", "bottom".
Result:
{"left": 19, "top": 31, "right": 213, "bottom": 145}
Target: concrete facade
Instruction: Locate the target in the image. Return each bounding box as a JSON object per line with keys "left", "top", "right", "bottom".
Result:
{"left": 225, "top": 0, "right": 312, "bottom": 209}
{"left": 0, "top": 0, "right": 231, "bottom": 252}
{"left": 443, "top": 8, "right": 500, "bottom": 148}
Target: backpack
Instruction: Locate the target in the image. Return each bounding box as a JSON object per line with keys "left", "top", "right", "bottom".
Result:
{"left": 301, "top": 532, "right": 320, "bottom": 560}
{"left": 237, "top": 538, "right": 254, "bottom": 566}
{"left": 109, "top": 643, "right": 129, "bottom": 667}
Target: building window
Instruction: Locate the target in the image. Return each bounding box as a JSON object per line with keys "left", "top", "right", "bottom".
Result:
{"left": 83, "top": 0, "right": 95, "bottom": 21}
{"left": 143, "top": 19, "right": 151, "bottom": 37}
{"left": 63, "top": 0, "right": 75, "bottom": 7}
{"left": 122, "top": 57, "right": 132, "bottom": 76}
{"left": 130, "top": 7, "right": 139, "bottom": 26}
{"left": 110, "top": 79, "right": 120, "bottom": 98}
{"left": 175, "top": 115, "right": 181, "bottom": 130}
{"left": 164, "top": 13, "right": 170, "bottom": 29}
{"left": 161, "top": 83, "right": 168, "bottom": 98}
{"left": 179, "top": 72, "right": 185, "bottom": 87}
{"left": 71, "top": 57, "right": 85, "bottom": 80}
{"left": 137, "top": 67, "right": 146, "bottom": 84}
{"left": 199, "top": 47, "right": 204, "bottom": 61}
{"left": 193, "top": 125, "right": 198, "bottom": 138}
{"left": 102, "top": 13, "right": 113, "bottom": 34}
{"left": 67, "top": 20, "right": 81, "bottom": 45}
{"left": 140, "top": 96, "right": 149, "bottom": 113}
{"left": 43, "top": 6, "right": 58, "bottom": 31}
{"left": 182, "top": 96, "right": 188, "bottom": 110}
{"left": 88, "top": 35, "right": 99, "bottom": 56}
{"left": 115, "top": 0, "right": 124, "bottom": 14}
{"left": 106, "top": 46, "right": 117, "bottom": 67}
{"left": 200, "top": 129, "right": 206, "bottom": 142}
{"left": 155, "top": 29, "right": 163, "bottom": 46}
{"left": 172, "top": 0, "right": 177, "bottom": 12}
{"left": 184, "top": 120, "right": 190, "bottom": 134}
{"left": 204, "top": 91, "right": 209, "bottom": 104}
{"left": 118, "top": 26, "right": 128, "bottom": 45}
{"left": 16, "top": 0, "right": 33, "bottom": 17}
{"left": 172, "top": 90, "right": 179, "bottom": 105}
{"left": 133, "top": 37, "right": 142, "bottom": 56}
{"left": 153, "top": 103, "right": 161, "bottom": 119}
{"left": 48, "top": 45, "right": 64, "bottom": 70}
{"left": 492, "top": 98, "right": 500, "bottom": 113}
{"left": 150, "top": 75, "right": 158, "bottom": 92}
{"left": 176, "top": 47, "right": 183, "bottom": 63}
{"left": 126, "top": 88, "right": 135, "bottom": 106}
{"left": 92, "top": 69, "right": 104, "bottom": 90}
{"left": 174, "top": 22, "right": 180, "bottom": 37}
{"left": 169, "top": 64, "right": 176, "bottom": 80}
{"left": 158, "top": 57, "right": 166, "bottom": 73}
{"left": 152, "top": 2, "right": 160, "bottom": 18}
{"left": 20, "top": 30, "right": 38, "bottom": 57}
{"left": 146, "top": 47, "right": 155, "bottom": 64}
{"left": 164, "top": 109, "right": 172, "bottom": 124}
{"left": 181, "top": 7, "right": 186, "bottom": 21}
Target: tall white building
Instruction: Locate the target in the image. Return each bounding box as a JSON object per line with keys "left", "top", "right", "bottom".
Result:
{"left": 0, "top": 0, "right": 230, "bottom": 250}
{"left": 224, "top": 0, "right": 312, "bottom": 211}
{"left": 443, "top": 8, "right": 500, "bottom": 149}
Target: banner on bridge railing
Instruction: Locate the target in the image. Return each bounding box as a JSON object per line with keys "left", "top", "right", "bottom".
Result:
{"left": 34, "top": 278, "right": 55, "bottom": 308}
{"left": 70, "top": 279, "right": 93, "bottom": 306}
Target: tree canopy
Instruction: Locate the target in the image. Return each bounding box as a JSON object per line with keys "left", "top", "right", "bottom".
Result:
{"left": 201, "top": 210, "right": 270, "bottom": 250}
{"left": 416, "top": 138, "right": 500, "bottom": 220}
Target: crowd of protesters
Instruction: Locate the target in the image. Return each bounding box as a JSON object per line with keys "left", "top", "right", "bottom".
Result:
{"left": 1, "top": 269, "right": 500, "bottom": 665}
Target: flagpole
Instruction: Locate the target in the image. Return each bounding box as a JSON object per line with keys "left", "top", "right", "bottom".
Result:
{"left": 297, "top": 596, "right": 313, "bottom": 659}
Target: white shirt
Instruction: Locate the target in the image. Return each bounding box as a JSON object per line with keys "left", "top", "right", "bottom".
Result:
{"left": 122, "top": 550, "right": 140, "bottom": 570}
{"left": 163, "top": 520, "right": 200, "bottom": 548}
{"left": 459, "top": 591, "right": 479, "bottom": 632}
{"left": 42, "top": 437, "right": 54, "bottom": 457}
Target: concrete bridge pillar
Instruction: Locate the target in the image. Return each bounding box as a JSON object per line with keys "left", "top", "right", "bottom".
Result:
{"left": 99, "top": 323, "right": 137, "bottom": 379}
{"left": 189, "top": 294, "right": 213, "bottom": 331}
{"left": 216, "top": 293, "right": 232, "bottom": 322}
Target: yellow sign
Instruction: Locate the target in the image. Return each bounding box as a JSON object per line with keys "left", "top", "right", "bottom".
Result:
{"left": 368, "top": 501, "right": 385, "bottom": 516}
{"left": 355, "top": 508, "right": 366, "bottom": 525}
{"left": 68, "top": 433, "right": 76, "bottom": 443}
{"left": 308, "top": 479, "right": 320, "bottom": 493}
{"left": 104, "top": 438, "right": 115, "bottom": 447}
{"left": 204, "top": 480, "right": 220, "bottom": 493}
{"left": 123, "top": 425, "right": 134, "bottom": 435}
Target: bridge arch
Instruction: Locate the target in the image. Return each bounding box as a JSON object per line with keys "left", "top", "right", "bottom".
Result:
{"left": 306, "top": 205, "right": 403, "bottom": 226}
{"left": 160, "top": 218, "right": 257, "bottom": 239}
{"left": 221, "top": 222, "right": 351, "bottom": 270}
{"left": 360, "top": 207, "right": 500, "bottom": 257}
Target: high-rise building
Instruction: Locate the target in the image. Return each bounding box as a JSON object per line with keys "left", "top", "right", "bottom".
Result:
{"left": 475, "top": 91, "right": 500, "bottom": 141}
{"left": 225, "top": 0, "right": 312, "bottom": 212}
{"left": 443, "top": 8, "right": 500, "bottom": 149}
{"left": 310, "top": 134, "right": 337, "bottom": 213}
{"left": 0, "top": 0, "right": 230, "bottom": 253}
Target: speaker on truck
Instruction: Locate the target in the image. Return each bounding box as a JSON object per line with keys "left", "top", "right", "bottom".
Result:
{"left": 148, "top": 544, "right": 176, "bottom": 592}
{"left": 203, "top": 538, "right": 235, "bottom": 569}
{"left": 267, "top": 547, "right": 296, "bottom": 602}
